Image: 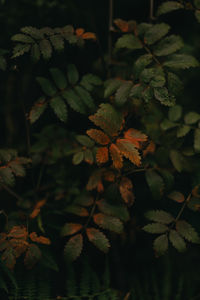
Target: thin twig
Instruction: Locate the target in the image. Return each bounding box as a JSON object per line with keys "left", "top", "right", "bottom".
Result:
{"left": 0, "top": 183, "right": 24, "bottom": 203}
{"left": 149, "top": 0, "right": 155, "bottom": 21}
{"left": 175, "top": 193, "right": 191, "bottom": 222}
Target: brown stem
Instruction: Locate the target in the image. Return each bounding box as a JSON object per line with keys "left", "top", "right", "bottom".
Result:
{"left": 175, "top": 193, "right": 191, "bottom": 222}
{"left": 149, "top": 0, "right": 155, "bottom": 21}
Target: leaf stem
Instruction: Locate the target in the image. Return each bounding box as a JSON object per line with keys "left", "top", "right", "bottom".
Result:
{"left": 175, "top": 193, "right": 191, "bottom": 222}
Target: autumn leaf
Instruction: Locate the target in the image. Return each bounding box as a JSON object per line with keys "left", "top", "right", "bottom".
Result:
{"left": 109, "top": 143, "right": 123, "bottom": 169}
{"left": 124, "top": 128, "right": 147, "bottom": 148}
{"left": 143, "top": 141, "right": 156, "bottom": 157}
{"left": 82, "top": 32, "right": 96, "bottom": 40}
{"left": 116, "top": 139, "right": 141, "bottom": 166}
{"left": 8, "top": 226, "right": 28, "bottom": 240}
{"left": 24, "top": 244, "right": 42, "bottom": 269}
{"left": 86, "top": 129, "right": 110, "bottom": 145}
{"left": 119, "top": 177, "right": 134, "bottom": 206}
{"left": 76, "top": 28, "right": 84, "bottom": 36}
{"left": 29, "top": 232, "right": 51, "bottom": 245}
{"left": 103, "top": 170, "right": 116, "bottom": 182}
{"left": 30, "top": 199, "right": 46, "bottom": 219}
{"left": 114, "top": 19, "right": 129, "bottom": 32}
{"left": 96, "top": 147, "right": 109, "bottom": 164}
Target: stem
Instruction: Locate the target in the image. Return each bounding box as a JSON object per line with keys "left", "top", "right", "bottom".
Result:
{"left": 149, "top": 0, "right": 154, "bottom": 21}
{"left": 108, "top": 0, "right": 114, "bottom": 76}
{"left": 175, "top": 193, "right": 191, "bottom": 222}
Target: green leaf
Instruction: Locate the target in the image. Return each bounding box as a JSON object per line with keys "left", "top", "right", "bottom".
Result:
{"left": 64, "top": 234, "right": 83, "bottom": 261}
{"left": 104, "top": 79, "right": 123, "bottom": 98}
{"left": 169, "top": 230, "right": 186, "bottom": 252}
{"left": 21, "top": 26, "right": 44, "bottom": 39}
{"left": 154, "top": 87, "right": 175, "bottom": 106}
{"left": 153, "top": 234, "right": 168, "bottom": 255}
{"left": 86, "top": 228, "right": 110, "bottom": 253}
{"left": 12, "top": 44, "right": 31, "bottom": 58}
{"left": 168, "top": 105, "right": 182, "bottom": 122}
{"left": 144, "top": 23, "right": 170, "bottom": 45}
{"left": 160, "top": 119, "right": 178, "bottom": 131}
{"left": 0, "top": 167, "right": 15, "bottom": 186}
{"left": 176, "top": 220, "right": 200, "bottom": 243}
{"left": 167, "top": 72, "right": 183, "bottom": 96}
{"left": 62, "top": 89, "right": 86, "bottom": 114}
{"left": 157, "top": 1, "right": 184, "bottom": 16}
{"left": 195, "top": 10, "right": 200, "bottom": 23}
{"left": 11, "top": 33, "right": 34, "bottom": 43}
{"left": 50, "top": 96, "right": 68, "bottom": 122}
{"left": 84, "top": 149, "right": 94, "bottom": 164}
{"left": 72, "top": 152, "right": 84, "bottom": 165}
{"left": 143, "top": 223, "right": 168, "bottom": 234}
{"left": 67, "top": 64, "right": 79, "bottom": 85}
{"left": 145, "top": 210, "right": 174, "bottom": 224}
{"left": 168, "top": 191, "right": 185, "bottom": 203}
{"left": 64, "top": 205, "right": 89, "bottom": 217}
{"left": 115, "top": 34, "right": 142, "bottom": 50}
{"left": 60, "top": 223, "right": 82, "bottom": 237}
{"left": 36, "top": 77, "right": 57, "bottom": 97}
{"left": 39, "top": 39, "right": 52, "bottom": 60}
{"left": 163, "top": 54, "right": 199, "bottom": 69}
{"left": 74, "top": 86, "right": 95, "bottom": 110}
{"left": 50, "top": 35, "right": 64, "bottom": 51}
{"left": 93, "top": 213, "right": 123, "bottom": 234}
{"left": 80, "top": 74, "right": 102, "bottom": 91}
{"left": 194, "top": 128, "right": 200, "bottom": 153}
{"left": 195, "top": 0, "right": 200, "bottom": 9}
{"left": 145, "top": 170, "right": 164, "bottom": 200}
{"left": 76, "top": 135, "right": 95, "bottom": 147}
{"left": 184, "top": 112, "right": 200, "bottom": 125}
{"left": 49, "top": 68, "right": 67, "bottom": 89}
{"left": 115, "top": 81, "right": 133, "bottom": 107}
{"left": 169, "top": 150, "right": 183, "bottom": 172}
{"left": 97, "top": 199, "right": 130, "bottom": 222}
{"left": 29, "top": 98, "right": 47, "bottom": 124}
{"left": 31, "top": 43, "right": 41, "bottom": 62}
{"left": 9, "top": 162, "right": 25, "bottom": 177}
{"left": 133, "top": 54, "right": 153, "bottom": 79}
{"left": 176, "top": 125, "right": 191, "bottom": 138}
{"left": 153, "top": 35, "right": 183, "bottom": 56}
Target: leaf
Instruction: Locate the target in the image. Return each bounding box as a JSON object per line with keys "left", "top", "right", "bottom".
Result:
{"left": 76, "top": 135, "right": 95, "bottom": 147}
{"left": 49, "top": 68, "right": 67, "bottom": 89}
{"left": 153, "top": 35, "right": 183, "bottom": 56}
{"left": 184, "top": 112, "right": 200, "bottom": 125}
{"left": 86, "top": 228, "right": 110, "bottom": 253}
{"left": 144, "top": 23, "right": 170, "bottom": 45}
{"left": 12, "top": 44, "right": 31, "bottom": 58}
{"left": 160, "top": 119, "right": 178, "bottom": 131}
{"left": 168, "top": 105, "right": 182, "bottom": 122}
{"left": 194, "top": 128, "right": 200, "bottom": 153}
{"left": 84, "top": 149, "right": 94, "bottom": 165}
{"left": 116, "top": 139, "right": 141, "bottom": 166}
{"left": 86, "top": 129, "right": 110, "bottom": 145}
{"left": 50, "top": 96, "right": 68, "bottom": 122}
{"left": 133, "top": 54, "right": 153, "bottom": 79}
{"left": 195, "top": 10, "right": 200, "bottom": 23}
{"left": 1, "top": 248, "right": 16, "bottom": 270}
{"left": 39, "top": 39, "right": 52, "bottom": 60}
{"left": 176, "top": 220, "right": 200, "bottom": 243}
{"left": 177, "top": 125, "right": 191, "bottom": 138}
{"left": 169, "top": 230, "right": 186, "bottom": 252}
{"left": 124, "top": 128, "right": 147, "bottom": 148}
{"left": 115, "top": 34, "right": 142, "bottom": 50}
{"left": 115, "top": 81, "right": 133, "bottom": 107}
{"left": 36, "top": 77, "right": 57, "bottom": 97}
{"left": 97, "top": 199, "right": 130, "bottom": 222}
{"left": 0, "top": 167, "right": 15, "bottom": 186}
{"left": 9, "top": 161, "right": 25, "bottom": 177}
{"left": 145, "top": 170, "right": 164, "bottom": 200}
{"left": 143, "top": 223, "right": 169, "bottom": 234}
{"left": 31, "top": 43, "right": 41, "bottom": 62}
{"left": 93, "top": 213, "right": 123, "bottom": 234}
{"left": 72, "top": 152, "right": 84, "bottom": 165}
{"left": 67, "top": 64, "right": 79, "bottom": 85}
{"left": 64, "top": 205, "right": 89, "bottom": 217}
{"left": 109, "top": 143, "right": 123, "bottom": 169}
{"left": 153, "top": 234, "right": 168, "bottom": 256}
{"left": 11, "top": 33, "right": 34, "bottom": 43}
{"left": 163, "top": 54, "right": 199, "bottom": 69}
{"left": 154, "top": 87, "right": 175, "bottom": 106}
{"left": 86, "top": 170, "right": 103, "bottom": 191}
{"left": 74, "top": 86, "right": 95, "bottom": 110}
{"left": 80, "top": 74, "right": 102, "bottom": 91}
{"left": 114, "top": 19, "right": 129, "bottom": 32}
{"left": 167, "top": 72, "right": 183, "bottom": 96}
{"left": 50, "top": 35, "right": 64, "bottom": 51}
{"left": 8, "top": 226, "right": 28, "bottom": 239}
{"left": 104, "top": 79, "right": 123, "bottom": 98}
{"left": 64, "top": 234, "right": 83, "bottom": 261}
{"left": 145, "top": 210, "right": 174, "bottom": 224}
{"left": 119, "top": 177, "right": 134, "bottom": 206}
{"left": 29, "top": 232, "right": 51, "bottom": 245}
{"left": 168, "top": 191, "right": 185, "bottom": 203}
{"left": 96, "top": 147, "right": 109, "bottom": 164}
{"left": 169, "top": 150, "right": 183, "bottom": 172}
{"left": 21, "top": 26, "right": 44, "bottom": 39}
{"left": 29, "top": 97, "right": 47, "bottom": 124}
{"left": 24, "top": 244, "right": 42, "bottom": 269}
{"left": 62, "top": 89, "right": 86, "bottom": 114}
{"left": 157, "top": 1, "right": 184, "bottom": 16}
{"left": 60, "top": 223, "right": 83, "bottom": 237}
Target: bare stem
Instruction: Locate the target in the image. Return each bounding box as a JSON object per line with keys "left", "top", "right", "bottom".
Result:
{"left": 149, "top": 0, "right": 155, "bottom": 21}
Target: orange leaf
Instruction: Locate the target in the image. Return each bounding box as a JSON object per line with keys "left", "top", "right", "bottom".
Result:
{"left": 119, "top": 177, "right": 134, "bottom": 206}
{"left": 116, "top": 139, "right": 141, "bottom": 166}
{"left": 9, "top": 238, "right": 28, "bottom": 258}
{"left": 109, "top": 143, "right": 123, "bottom": 169}
{"left": 1, "top": 247, "right": 16, "bottom": 270}
{"left": 103, "top": 170, "right": 116, "bottom": 182}
{"left": 29, "top": 232, "right": 51, "bottom": 245}
{"left": 24, "top": 243, "right": 41, "bottom": 269}
{"left": 124, "top": 129, "right": 147, "bottom": 149}
{"left": 86, "top": 129, "right": 110, "bottom": 145}
{"left": 35, "top": 199, "right": 46, "bottom": 209}
{"left": 143, "top": 141, "right": 156, "bottom": 157}
{"left": 114, "top": 19, "right": 129, "bottom": 32}
{"left": 96, "top": 147, "right": 109, "bottom": 164}
{"left": 8, "top": 226, "right": 28, "bottom": 240}
{"left": 82, "top": 32, "right": 96, "bottom": 40}
{"left": 86, "top": 170, "right": 103, "bottom": 191}
{"left": 30, "top": 208, "right": 40, "bottom": 219}
{"left": 97, "top": 181, "right": 104, "bottom": 193}
{"left": 76, "top": 28, "right": 84, "bottom": 36}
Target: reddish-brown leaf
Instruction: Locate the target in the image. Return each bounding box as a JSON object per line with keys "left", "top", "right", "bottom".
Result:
{"left": 119, "top": 177, "right": 135, "bottom": 206}
{"left": 29, "top": 232, "right": 51, "bottom": 245}
{"left": 8, "top": 226, "right": 28, "bottom": 240}
{"left": 82, "top": 32, "right": 96, "bottom": 40}
{"left": 124, "top": 128, "right": 147, "bottom": 148}
{"left": 143, "top": 141, "right": 156, "bottom": 157}
{"left": 60, "top": 223, "right": 83, "bottom": 237}
{"left": 114, "top": 19, "right": 129, "bottom": 32}
{"left": 96, "top": 147, "right": 109, "bottom": 164}
{"left": 1, "top": 247, "right": 16, "bottom": 270}
{"left": 86, "top": 129, "right": 110, "bottom": 145}
{"left": 9, "top": 238, "right": 28, "bottom": 258}
{"left": 168, "top": 191, "right": 185, "bottom": 203}
{"left": 103, "top": 170, "right": 116, "bottom": 182}
{"left": 24, "top": 243, "right": 42, "bottom": 269}
{"left": 116, "top": 138, "right": 141, "bottom": 166}
{"left": 30, "top": 208, "right": 40, "bottom": 219}
{"left": 86, "top": 170, "right": 103, "bottom": 191}
{"left": 76, "top": 28, "right": 84, "bottom": 36}
{"left": 109, "top": 143, "right": 123, "bottom": 169}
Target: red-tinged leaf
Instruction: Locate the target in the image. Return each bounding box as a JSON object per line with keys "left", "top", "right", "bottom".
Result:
{"left": 168, "top": 191, "right": 185, "bottom": 203}
{"left": 64, "top": 205, "right": 89, "bottom": 217}
{"left": 116, "top": 139, "right": 141, "bottom": 166}
{"left": 29, "top": 98, "right": 47, "bottom": 124}
{"left": 34, "top": 198, "right": 46, "bottom": 209}
{"left": 29, "top": 232, "right": 51, "bottom": 245}
{"left": 86, "top": 129, "right": 110, "bottom": 145}
{"left": 86, "top": 170, "right": 103, "bottom": 191}
{"left": 114, "top": 19, "right": 129, "bottom": 32}
{"left": 124, "top": 128, "right": 147, "bottom": 148}
{"left": 29, "top": 208, "right": 40, "bottom": 219}
{"left": 97, "top": 181, "right": 104, "bottom": 193}
{"left": 109, "top": 143, "right": 123, "bottom": 169}
{"left": 24, "top": 244, "right": 42, "bottom": 269}
{"left": 84, "top": 149, "right": 94, "bottom": 164}
{"left": 143, "top": 141, "right": 156, "bottom": 157}
{"left": 93, "top": 213, "right": 123, "bottom": 234}
{"left": 1, "top": 247, "right": 16, "bottom": 270}
{"left": 119, "top": 177, "right": 134, "bottom": 206}
{"left": 9, "top": 238, "right": 28, "bottom": 258}
{"left": 64, "top": 234, "right": 83, "bottom": 261}
{"left": 86, "top": 228, "right": 110, "bottom": 253}
{"left": 103, "top": 170, "right": 116, "bottom": 182}
{"left": 82, "top": 32, "right": 96, "bottom": 40}
{"left": 8, "top": 226, "right": 28, "bottom": 240}
{"left": 96, "top": 147, "right": 109, "bottom": 164}
{"left": 61, "top": 223, "right": 83, "bottom": 237}
{"left": 76, "top": 28, "right": 84, "bottom": 36}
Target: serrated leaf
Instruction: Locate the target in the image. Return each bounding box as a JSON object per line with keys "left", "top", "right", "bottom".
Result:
{"left": 62, "top": 89, "right": 86, "bottom": 114}
{"left": 115, "top": 81, "right": 133, "bottom": 107}
{"left": 184, "top": 112, "right": 200, "bottom": 125}
{"left": 86, "top": 228, "right": 110, "bottom": 253}
{"left": 115, "top": 34, "right": 142, "bottom": 50}
{"left": 64, "top": 205, "right": 89, "bottom": 217}
{"left": 169, "top": 150, "right": 183, "bottom": 172}
{"left": 60, "top": 223, "right": 82, "bottom": 237}
{"left": 9, "top": 162, "right": 25, "bottom": 177}
{"left": 80, "top": 74, "right": 102, "bottom": 91}
{"left": 143, "top": 223, "right": 168, "bottom": 234}
{"left": 168, "top": 105, "right": 182, "bottom": 121}
{"left": 167, "top": 72, "right": 183, "bottom": 96}
{"left": 21, "top": 26, "right": 44, "bottom": 39}
{"left": 74, "top": 86, "right": 95, "bottom": 109}
{"left": 153, "top": 35, "right": 183, "bottom": 56}
{"left": 24, "top": 244, "right": 41, "bottom": 269}
{"left": 145, "top": 170, "right": 164, "bottom": 200}
{"left": 109, "top": 143, "right": 123, "bottom": 169}
{"left": 12, "top": 44, "right": 31, "bottom": 58}
{"left": 157, "top": 1, "right": 184, "bottom": 16}
{"left": 93, "top": 213, "right": 123, "bottom": 234}
{"left": 176, "top": 220, "right": 200, "bottom": 243}
{"left": 116, "top": 139, "right": 141, "bottom": 166}
{"left": 31, "top": 43, "right": 41, "bottom": 62}
{"left": 96, "top": 147, "right": 109, "bottom": 164}
{"left": 145, "top": 210, "right": 174, "bottom": 224}
{"left": 36, "top": 77, "right": 57, "bottom": 97}
{"left": 67, "top": 64, "right": 79, "bottom": 85}
{"left": 133, "top": 54, "right": 153, "bottom": 79}
{"left": 194, "top": 128, "right": 200, "bottom": 152}
{"left": 97, "top": 199, "right": 129, "bottom": 222}
{"left": 169, "top": 230, "right": 186, "bottom": 252}
{"left": 154, "top": 87, "right": 175, "bottom": 106}
{"left": 168, "top": 191, "right": 185, "bottom": 203}
{"left": 49, "top": 68, "right": 67, "bottom": 89}
{"left": 72, "top": 152, "right": 84, "bottom": 165}
{"left": 177, "top": 125, "right": 191, "bottom": 138}
{"left": 0, "top": 167, "right": 15, "bottom": 186}
{"left": 84, "top": 149, "right": 94, "bottom": 164}
{"left": 153, "top": 234, "right": 168, "bottom": 256}
{"left": 76, "top": 135, "right": 95, "bottom": 147}
{"left": 86, "top": 129, "right": 110, "bottom": 145}
{"left": 104, "top": 79, "right": 123, "bottom": 98}
{"left": 39, "top": 39, "right": 52, "bottom": 60}
{"left": 163, "top": 54, "right": 199, "bottom": 69}
{"left": 160, "top": 119, "right": 178, "bottom": 130}
{"left": 50, "top": 96, "right": 68, "bottom": 122}
{"left": 29, "top": 98, "right": 47, "bottom": 124}
{"left": 144, "top": 23, "right": 170, "bottom": 45}
{"left": 50, "top": 35, "right": 64, "bottom": 51}
{"left": 119, "top": 176, "right": 134, "bottom": 206}
{"left": 64, "top": 234, "right": 83, "bottom": 261}
{"left": 11, "top": 33, "right": 34, "bottom": 43}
